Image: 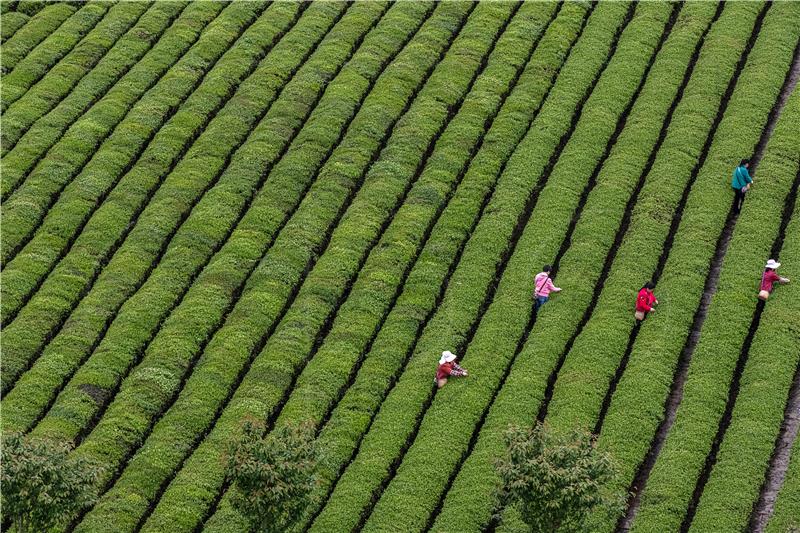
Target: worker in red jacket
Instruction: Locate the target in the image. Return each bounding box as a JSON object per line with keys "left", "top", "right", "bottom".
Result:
{"left": 435, "top": 351, "right": 468, "bottom": 389}
{"left": 635, "top": 281, "right": 658, "bottom": 321}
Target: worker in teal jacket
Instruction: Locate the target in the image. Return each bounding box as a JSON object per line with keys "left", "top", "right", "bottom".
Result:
{"left": 731, "top": 158, "right": 753, "bottom": 214}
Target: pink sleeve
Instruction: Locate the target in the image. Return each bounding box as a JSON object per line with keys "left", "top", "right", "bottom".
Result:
{"left": 546, "top": 278, "right": 557, "bottom": 292}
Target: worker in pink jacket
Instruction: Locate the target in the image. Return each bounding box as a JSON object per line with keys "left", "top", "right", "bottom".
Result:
{"left": 533, "top": 264, "right": 561, "bottom": 311}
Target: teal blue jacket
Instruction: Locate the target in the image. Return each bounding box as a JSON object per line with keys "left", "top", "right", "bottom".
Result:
{"left": 731, "top": 165, "right": 752, "bottom": 190}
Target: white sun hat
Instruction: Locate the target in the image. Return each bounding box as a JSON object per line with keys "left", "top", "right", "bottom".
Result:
{"left": 439, "top": 350, "right": 457, "bottom": 365}
{"left": 766, "top": 259, "right": 781, "bottom": 269}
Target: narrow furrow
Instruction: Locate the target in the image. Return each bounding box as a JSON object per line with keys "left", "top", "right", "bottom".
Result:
{"left": 0, "top": 2, "right": 188, "bottom": 197}
{"left": 305, "top": 2, "right": 584, "bottom": 529}
{"left": 0, "top": 2, "right": 263, "bottom": 395}
{"left": 69, "top": 3, "right": 433, "bottom": 531}
{"left": 0, "top": 1, "right": 306, "bottom": 434}
{"left": 309, "top": 3, "right": 634, "bottom": 531}
{"left": 2, "top": 1, "right": 112, "bottom": 110}
{"left": 0, "top": 2, "right": 150, "bottom": 153}
{"left": 764, "top": 383, "right": 800, "bottom": 533}
{"left": 133, "top": 4, "right": 491, "bottom": 531}
{"left": 0, "top": 3, "right": 228, "bottom": 265}
{"left": 0, "top": 2, "right": 77, "bottom": 73}
{"left": 25, "top": 2, "right": 356, "bottom": 444}
{"left": 753, "top": 363, "right": 800, "bottom": 532}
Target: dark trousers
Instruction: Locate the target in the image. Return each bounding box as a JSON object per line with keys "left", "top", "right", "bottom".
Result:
{"left": 734, "top": 187, "right": 746, "bottom": 214}
{"left": 534, "top": 295, "right": 549, "bottom": 311}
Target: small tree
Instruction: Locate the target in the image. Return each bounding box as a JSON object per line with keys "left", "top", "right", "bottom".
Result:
{"left": 227, "top": 420, "right": 318, "bottom": 533}
{"left": 1, "top": 433, "right": 100, "bottom": 533}
{"left": 495, "top": 423, "right": 624, "bottom": 532}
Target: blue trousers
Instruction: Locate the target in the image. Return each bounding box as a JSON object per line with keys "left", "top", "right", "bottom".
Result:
{"left": 534, "top": 295, "right": 549, "bottom": 311}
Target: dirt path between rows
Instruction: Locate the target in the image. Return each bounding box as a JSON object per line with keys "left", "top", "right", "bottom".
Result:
{"left": 751, "top": 362, "right": 800, "bottom": 532}
{"left": 746, "top": 44, "right": 800, "bottom": 533}
{"left": 617, "top": 22, "right": 800, "bottom": 533}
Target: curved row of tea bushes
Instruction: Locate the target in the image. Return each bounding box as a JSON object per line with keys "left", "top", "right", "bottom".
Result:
{"left": 1, "top": 11, "right": 29, "bottom": 43}
{"left": 0, "top": 2, "right": 188, "bottom": 189}
{"left": 0, "top": 2, "right": 258, "bottom": 393}
{"left": 309, "top": 3, "right": 633, "bottom": 531}
{"left": 1, "top": 2, "right": 150, "bottom": 152}
{"left": 432, "top": 3, "right": 721, "bottom": 531}
{"left": 0, "top": 0, "right": 304, "bottom": 434}
{"left": 206, "top": 2, "right": 554, "bottom": 530}
{"left": 0, "top": 2, "right": 76, "bottom": 72}
{"left": 360, "top": 3, "right": 677, "bottom": 531}
{"left": 15, "top": 0, "right": 62, "bottom": 17}
{"left": 1, "top": 1, "right": 112, "bottom": 111}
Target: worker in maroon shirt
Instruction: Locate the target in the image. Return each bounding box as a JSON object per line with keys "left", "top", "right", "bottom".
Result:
{"left": 435, "top": 351, "right": 468, "bottom": 389}
{"left": 635, "top": 281, "right": 658, "bottom": 321}
{"left": 759, "top": 259, "right": 790, "bottom": 300}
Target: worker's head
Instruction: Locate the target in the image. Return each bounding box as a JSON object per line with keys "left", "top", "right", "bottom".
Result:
{"left": 642, "top": 281, "right": 655, "bottom": 291}
{"left": 542, "top": 264, "right": 552, "bottom": 274}
{"left": 765, "top": 259, "right": 780, "bottom": 272}
{"left": 740, "top": 158, "right": 750, "bottom": 168}
{"left": 439, "top": 351, "right": 457, "bottom": 365}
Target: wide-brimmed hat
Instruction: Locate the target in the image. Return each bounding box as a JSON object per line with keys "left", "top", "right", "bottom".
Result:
{"left": 439, "top": 350, "right": 457, "bottom": 365}
{"left": 766, "top": 259, "right": 781, "bottom": 269}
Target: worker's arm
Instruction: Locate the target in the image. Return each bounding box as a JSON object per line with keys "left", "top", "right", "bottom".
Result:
{"left": 451, "top": 363, "right": 468, "bottom": 377}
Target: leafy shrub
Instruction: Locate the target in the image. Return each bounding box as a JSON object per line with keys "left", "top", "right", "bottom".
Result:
{"left": 1, "top": 433, "right": 100, "bottom": 532}
{"left": 227, "top": 421, "right": 318, "bottom": 533}
{"left": 495, "top": 424, "right": 623, "bottom": 533}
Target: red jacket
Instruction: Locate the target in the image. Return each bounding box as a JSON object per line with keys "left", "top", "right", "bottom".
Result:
{"left": 636, "top": 288, "right": 657, "bottom": 312}
{"left": 761, "top": 269, "right": 781, "bottom": 292}
{"left": 436, "top": 361, "right": 467, "bottom": 381}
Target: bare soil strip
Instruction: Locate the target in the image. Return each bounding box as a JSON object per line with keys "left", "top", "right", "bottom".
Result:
{"left": 618, "top": 19, "right": 799, "bottom": 531}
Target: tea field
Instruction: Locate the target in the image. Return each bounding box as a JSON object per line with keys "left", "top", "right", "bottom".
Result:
{"left": 1, "top": 1, "right": 799, "bottom": 531}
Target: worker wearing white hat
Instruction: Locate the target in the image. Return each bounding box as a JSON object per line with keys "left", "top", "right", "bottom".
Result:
{"left": 758, "top": 259, "right": 790, "bottom": 300}
{"left": 435, "top": 350, "right": 468, "bottom": 389}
